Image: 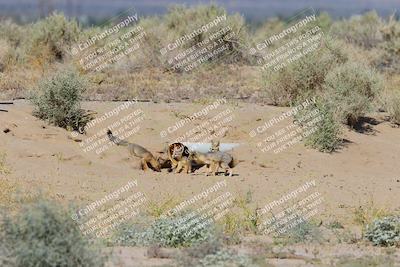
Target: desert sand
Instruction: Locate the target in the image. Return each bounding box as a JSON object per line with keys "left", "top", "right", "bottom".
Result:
{"left": 1, "top": 99, "right": 399, "bottom": 225}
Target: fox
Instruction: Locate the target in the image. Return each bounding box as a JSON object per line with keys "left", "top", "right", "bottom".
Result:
{"left": 174, "top": 155, "right": 192, "bottom": 174}
{"left": 210, "top": 139, "right": 220, "bottom": 152}
{"left": 167, "top": 142, "right": 191, "bottom": 173}
{"left": 190, "top": 151, "right": 239, "bottom": 176}
{"left": 107, "top": 129, "right": 161, "bottom": 172}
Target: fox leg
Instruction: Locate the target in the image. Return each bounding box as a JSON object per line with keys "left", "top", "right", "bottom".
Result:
{"left": 213, "top": 163, "right": 220, "bottom": 176}
{"left": 206, "top": 163, "right": 213, "bottom": 176}
{"left": 186, "top": 161, "right": 192, "bottom": 174}
{"left": 175, "top": 161, "right": 183, "bottom": 173}
{"left": 168, "top": 160, "right": 178, "bottom": 172}
{"left": 141, "top": 158, "right": 149, "bottom": 171}
{"left": 221, "top": 162, "right": 231, "bottom": 176}
{"left": 149, "top": 157, "right": 161, "bottom": 172}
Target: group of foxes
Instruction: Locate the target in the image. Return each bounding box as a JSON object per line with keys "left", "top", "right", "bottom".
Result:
{"left": 107, "top": 130, "right": 239, "bottom": 176}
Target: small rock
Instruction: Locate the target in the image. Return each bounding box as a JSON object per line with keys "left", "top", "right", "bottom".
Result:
{"left": 3, "top": 128, "right": 10, "bottom": 133}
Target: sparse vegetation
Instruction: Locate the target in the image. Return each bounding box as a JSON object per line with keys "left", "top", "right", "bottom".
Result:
{"left": 353, "top": 201, "right": 389, "bottom": 227}
{"left": 330, "top": 11, "right": 383, "bottom": 49}
{"left": 365, "top": 215, "right": 400, "bottom": 247}
{"left": 294, "top": 98, "right": 342, "bottom": 152}
{"left": 0, "top": 199, "right": 106, "bottom": 267}
{"left": 0, "top": 5, "right": 400, "bottom": 266}
{"left": 114, "top": 214, "right": 217, "bottom": 247}
{"left": 0, "top": 152, "right": 11, "bottom": 175}
{"left": 386, "top": 91, "right": 400, "bottom": 125}
{"left": 0, "top": 179, "right": 16, "bottom": 207}
{"left": 197, "top": 249, "right": 256, "bottom": 267}
{"left": 263, "top": 38, "right": 347, "bottom": 106}
{"left": 274, "top": 219, "right": 322, "bottom": 245}
{"left": 29, "top": 12, "right": 80, "bottom": 63}
{"left": 323, "top": 62, "right": 383, "bottom": 127}
{"left": 178, "top": 239, "right": 256, "bottom": 267}
{"left": 335, "top": 255, "right": 396, "bottom": 267}
{"left": 30, "top": 69, "right": 92, "bottom": 131}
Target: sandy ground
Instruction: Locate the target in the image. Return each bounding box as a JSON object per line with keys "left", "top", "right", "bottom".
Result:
{"left": 1, "top": 100, "right": 399, "bottom": 221}
{"left": 1, "top": 99, "right": 400, "bottom": 266}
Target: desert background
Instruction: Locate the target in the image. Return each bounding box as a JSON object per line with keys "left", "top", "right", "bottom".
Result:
{"left": 0, "top": 1, "right": 400, "bottom": 267}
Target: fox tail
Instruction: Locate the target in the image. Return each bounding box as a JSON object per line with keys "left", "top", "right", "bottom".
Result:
{"left": 107, "top": 129, "right": 129, "bottom": 146}
{"left": 229, "top": 157, "right": 244, "bottom": 168}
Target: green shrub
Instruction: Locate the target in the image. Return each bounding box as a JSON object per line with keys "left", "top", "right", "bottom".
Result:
{"left": 0, "top": 152, "right": 11, "bottom": 175}
{"left": 330, "top": 11, "right": 383, "bottom": 49}
{"left": 0, "top": 21, "right": 27, "bottom": 67}
{"left": 0, "top": 39, "right": 12, "bottom": 72}
{"left": 0, "top": 20, "right": 26, "bottom": 47}
{"left": 165, "top": 5, "right": 249, "bottom": 63}
{"left": 29, "top": 12, "right": 80, "bottom": 61}
{"left": 386, "top": 92, "right": 400, "bottom": 125}
{"left": 0, "top": 199, "right": 105, "bottom": 267}
{"left": 263, "top": 38, "right": 347, "bottom": 106}
{"left": 31, "top": 69, "right": 91, "bottom": 131}
{"left": 137, "top": 4, "right": 250, "bottom": 70}
{"left": 114, "top": 213, "right": 217, "bottom": 247}
{"left": 274, "top": 219, "right": 322, "bottom": 245}
{"left": 365, "top": 215, "right": 400, "bottom": 247}
{"left": 378, "top": 15, "right": 400, "bottom": 73}
{"left": 197, "top": 249, "right": 256, "bottom": 267}
{"left": 296, "top": 99, "right": 342, "bottom": 152}
{"left": 323, "top": 62, "right": 383, "bottom": 127}
{"left": 178, "top": 238, "right": 256, "bottom": 267}
{"left": 336, "top": 255, "right": 396, "bottom": 267}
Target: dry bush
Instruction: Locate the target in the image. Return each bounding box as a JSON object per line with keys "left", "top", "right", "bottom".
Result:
{"left": 0, "top": 67, "right": 42, "bottom": 99}
{"left": 0, "top": 39, "right": 12, "bottom": 72}
{"left": 131, "top": 4, "right": 250, "bottom": 71}
{"left": 385, "top": 91, "right": 400, "bottom": 125}
{"left": 0, "top": 152, "right": 11, "bottom": 176}
{"left": 330, "top": 11, "right": 400, "bottom": 73}
{"left": 28, "top": 12, "right": 80, "bottom": 64}
{"left": 252, "top": 18, "right": 285, "bottom": 46}
{"left": 0, "top": 199, "right": 106, "bottom": 267}
{"left": 85, "top": 64, "right": 260, "bottom": 102}
{"left": 295, "top": 98, "right": 342, "bottom": 152}
{"left": 31, "top": 69, "right": 92, "bottom": 131}
{"left": 330, "top": 11, "right": 384, "bottom": 49}
{"left": 323, "top": 62, "right": 383, "bottom": 127}
{"left": 378, "top": 14, "right": 400, "bottom": 73}
{"left": 263, "top": 37, "right": 348, "bottom": 106}
{"left": 0, "top": 179, "right": 15, "bottom": 208}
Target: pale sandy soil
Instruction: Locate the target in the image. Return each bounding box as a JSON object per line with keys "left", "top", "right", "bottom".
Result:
{"left": 1, "top": 100, "right": 399, "bottom": 266}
